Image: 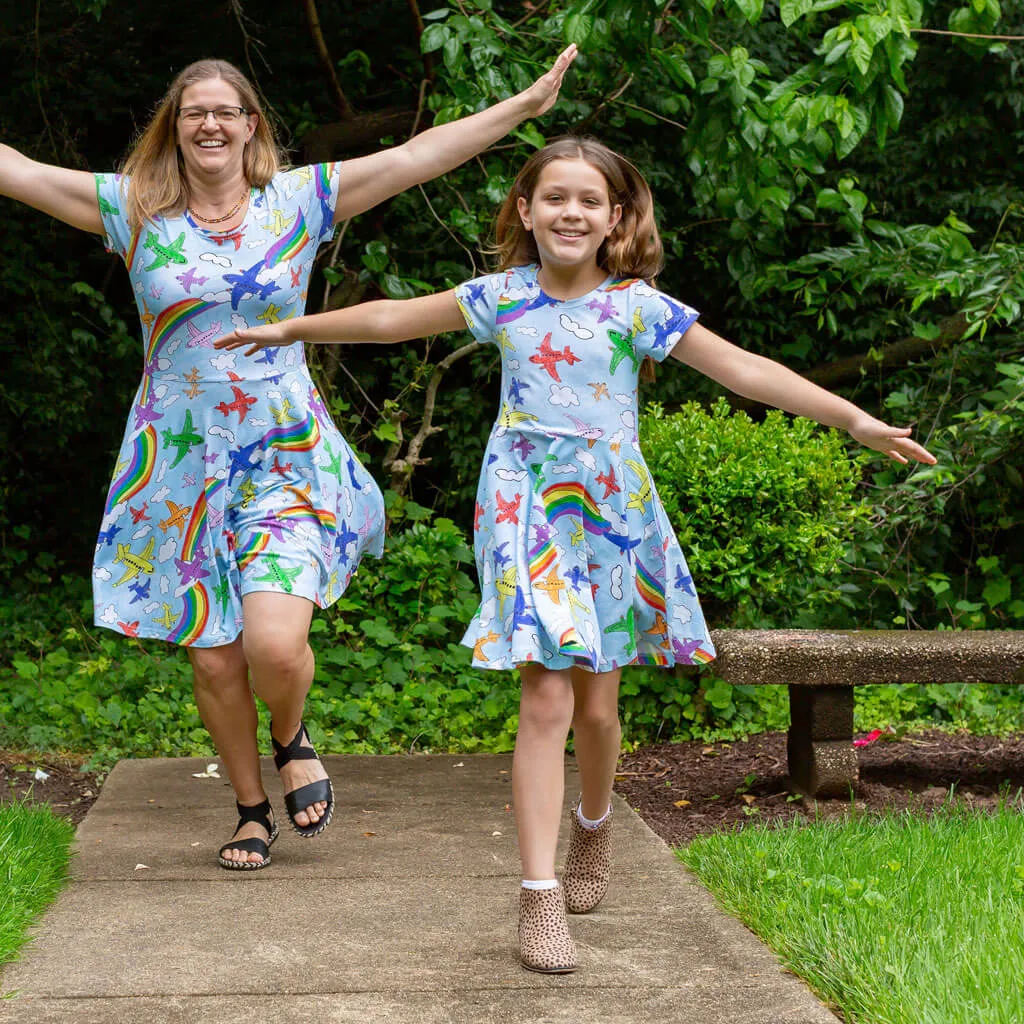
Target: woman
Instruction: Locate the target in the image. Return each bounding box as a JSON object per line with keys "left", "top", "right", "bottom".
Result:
{"left": 0, "top": 47, "right": 576, "bottom": 869}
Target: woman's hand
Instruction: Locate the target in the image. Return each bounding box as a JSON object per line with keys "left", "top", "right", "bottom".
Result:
{"left": 214, "top": 323, "right": 296, "bottom": 356}
{"left": 332, "top": 45, "right": 578, "bottom": 223}
{"left": 520, "top": 44, "right": 578, "bottom": 118}
{"left": 847, "top": 414, "right": 936, "bottom": 465}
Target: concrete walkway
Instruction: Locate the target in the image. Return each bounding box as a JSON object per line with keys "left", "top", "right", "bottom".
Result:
{"left": 1, "top": 755, "right": 837, "bottom": 1023}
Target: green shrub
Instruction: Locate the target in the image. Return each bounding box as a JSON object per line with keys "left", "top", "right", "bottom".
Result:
{"left": 307, "top": 514, "right": 520, "bottom": 753}
{"left": 641, "top": 398, "right": 868, "bottom": 626}
{"left": 0, "top": 517, "right": 522, "bottom": 765}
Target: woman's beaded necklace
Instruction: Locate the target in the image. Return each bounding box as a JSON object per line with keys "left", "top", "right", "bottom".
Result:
{"left": 187, "top": 185, "right": 250, "bottom": 225}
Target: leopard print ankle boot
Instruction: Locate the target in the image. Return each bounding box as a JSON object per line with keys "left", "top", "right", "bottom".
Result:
{"left": 518, "top": 885, "right": 578, "bottom": 973}
{"left": 562, "top": 800, "right": 612, "bottom": 914}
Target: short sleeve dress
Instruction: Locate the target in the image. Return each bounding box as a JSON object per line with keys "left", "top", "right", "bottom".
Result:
{"left": 92, "top": 164, "right": 385, "bottom": 647}
{"left": 454, "top": 264, "right": 715, "bottom": 672}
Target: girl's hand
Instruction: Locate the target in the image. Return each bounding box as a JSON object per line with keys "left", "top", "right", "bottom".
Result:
{"left": 848, "top": 414, "right": 937, "bottom": 465}
{"left": 213, "top": 323, "right": 295, "bottom": 356}
{"left": 521, "top": 44, "right": 578, "bottom": 117}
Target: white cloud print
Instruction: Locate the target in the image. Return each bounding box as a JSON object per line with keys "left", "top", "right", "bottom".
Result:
{"left": 210, "top": 352, "right": 237, "bottom": 372}
{"left": 548, "top": 384, "right": 579, "bottom": 408}
{"left": 515, "top": 326, "right": 538, "bottom": 337}
{"left": 200, "top": 252, "right": 232, "bottom": 268}
{"left": 558, "top": 314, "right": 593, "bottom": 340}
{"left": 208, "top": 425, "right": 236, "bottom": 445}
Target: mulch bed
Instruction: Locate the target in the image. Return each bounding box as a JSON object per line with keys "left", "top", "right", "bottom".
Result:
{"left": 616, "top": 730, "right": 1024, "bottom": 846}
{"left": 5, "top": 731, "right": 1024, "bottom": 843}
{"left": 0, "top": 753, "right": 101, "bottom": 827}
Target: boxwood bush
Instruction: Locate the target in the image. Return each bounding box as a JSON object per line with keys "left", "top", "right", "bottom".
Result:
{"left": 641, "top": 397, "right": 868, "bottom": 626}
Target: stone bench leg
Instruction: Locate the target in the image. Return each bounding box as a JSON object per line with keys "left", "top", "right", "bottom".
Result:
{"left": 787, "top": 684, "right": 857, "bottom": 797}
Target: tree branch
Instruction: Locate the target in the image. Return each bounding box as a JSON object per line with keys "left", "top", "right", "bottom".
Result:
{"left": 804, "top": 313, "right": 968, "bottom": 390}
{"left": 723, "top": 313, "right": 969, "bottom": 416}
{"left": 228, "top": 1, "right": 292, "bottom": 146}
{"left": 384, "top": 340, "right": 482, "bottom": 497}
{"left": 406, "top": 0, "right": 435, "bottom": 81}
{"left": 912, "top": 28, "right": 1024, "bottom": 42}
{"left": 303, "top": 0, "right": 355, "bottom": 120}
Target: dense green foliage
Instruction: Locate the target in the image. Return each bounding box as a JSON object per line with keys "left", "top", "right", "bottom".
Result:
{"left": 0, "top": 802, "right": 74, "bottom": 971}
{"left": 4, "top": 410, "right": 1023, "bottom": 765}
{"left": 682, "top": 805, "right": 1024, "bottom": 1023}
{"left": 643, "top": 399, "right": 866, "bottom": 624}
{"left": 2, "top": 0, "right": 1023, "bottom": 760}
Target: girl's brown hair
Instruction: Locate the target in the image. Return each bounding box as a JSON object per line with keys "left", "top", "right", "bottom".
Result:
{"left": 120, "top": 59, "right": 284, "bottom": 231}
{"left": 492, "top": 136, "right": 664, "bottom": 282}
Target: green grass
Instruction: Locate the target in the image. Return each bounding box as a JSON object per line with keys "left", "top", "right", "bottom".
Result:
{"left": 681, "top": 804, "right": 1024, "bottom": 1024}
{"left": 0, "top": 802, "right": 74, "bottom": 969}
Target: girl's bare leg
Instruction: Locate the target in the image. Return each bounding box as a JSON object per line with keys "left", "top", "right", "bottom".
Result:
{"left": 570, "top": 666, "right": 622, "bottom": 819}
{"left": 514, "top": 663, "right": 575, "bottom": 880}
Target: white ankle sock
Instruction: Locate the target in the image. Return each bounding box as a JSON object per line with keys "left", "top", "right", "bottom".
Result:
{"left": 521, "top": 878, "right": 558, "bottom": 890}
{"left": 576, "top": 802, "right": 612, "bottom": 830}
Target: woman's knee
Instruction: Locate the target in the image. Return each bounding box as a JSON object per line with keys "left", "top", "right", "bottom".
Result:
{"left": 188, "top": 642, "right": 248, "bottom": 695}
{"left": 241, "top": 627, "right": 309, "bottom": 679}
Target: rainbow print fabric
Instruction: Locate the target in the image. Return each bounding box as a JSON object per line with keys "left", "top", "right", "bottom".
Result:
{"left": 455, "top": 265, "right": 715, "bottom": 671}
{"left": 91, "top": 165, "right": 385, "bottom": 647}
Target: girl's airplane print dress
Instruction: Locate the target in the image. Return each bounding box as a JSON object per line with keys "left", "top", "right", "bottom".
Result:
{"left": 92, "top": 165, "right": 385, "bottom": 647}
{"left": 455, "top": 265, "right": 715, "bottom": 672}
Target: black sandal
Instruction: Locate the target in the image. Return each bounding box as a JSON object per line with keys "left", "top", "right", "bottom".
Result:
{"left": 217, "top": 798, "right": 279, "bottom": 871}
{"left": 272, "top": 720, "right": 334, "bottom": 838}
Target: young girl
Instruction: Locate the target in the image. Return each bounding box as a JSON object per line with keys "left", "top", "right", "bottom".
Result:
{"left": 215, "top": 137, "right": 935, "bottom": 969}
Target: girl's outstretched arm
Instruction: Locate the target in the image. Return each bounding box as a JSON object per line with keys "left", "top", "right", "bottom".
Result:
{"left": 213, "top": 290, "right": 466, "bottom": 354}
{"left": 0, "top": 144, "right": 102, "bottom": 234}
{"left": 671, "top": 322, "right": 936, "bottom": 465}
{"left": 332, "top": 45, "right": 577, "bottom": 222}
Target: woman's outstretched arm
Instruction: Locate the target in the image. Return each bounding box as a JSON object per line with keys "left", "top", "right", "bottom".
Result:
{"left": 332, "top": 45, "right": 577, "bottom": 222}
{"left": 0, "top": 144, "right": 102, "bottom": 234}
{"left": 214, "top": 290, "right": 466, "bottom": 353}
{"left": 671, "top": 322, "right": 936, "bottom": 465}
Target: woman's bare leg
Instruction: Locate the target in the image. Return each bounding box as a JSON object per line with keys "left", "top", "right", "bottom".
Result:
{"left": 188, "top": 638, "right": 269, "bottom": 865}
{"left": 241, "top": 591, "right": 327, "bottom": 828}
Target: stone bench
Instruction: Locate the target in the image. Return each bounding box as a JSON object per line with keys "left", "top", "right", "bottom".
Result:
{"left": 709, "top": 629, "right": 1024, "bottom": 797}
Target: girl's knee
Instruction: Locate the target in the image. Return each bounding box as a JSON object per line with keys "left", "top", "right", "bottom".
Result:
{"left": 573, "top": 700, "right": 621, "bottom": 735}
{"left": 519, "top": 683, "right": 574, "bottom": 735}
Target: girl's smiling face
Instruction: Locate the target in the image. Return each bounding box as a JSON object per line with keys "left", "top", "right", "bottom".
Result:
{"left": 517, "top": 158, "right": 622, "bottom": 273}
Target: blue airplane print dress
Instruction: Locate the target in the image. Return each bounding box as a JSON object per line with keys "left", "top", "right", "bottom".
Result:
{"left": 92, "top": 165, "right": 385, "bottom": 647}
{"left": 455, "top": 265, "right": 716, "bottom": 672}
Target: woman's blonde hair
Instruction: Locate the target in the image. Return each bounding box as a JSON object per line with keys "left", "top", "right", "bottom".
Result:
{"left": 492, "top": 136, "right": 664, "bottom": 282}
{"left": 120, "top": 59, "right": 284, "bottom": 231}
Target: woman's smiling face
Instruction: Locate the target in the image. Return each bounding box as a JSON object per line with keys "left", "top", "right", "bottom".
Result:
{"left": 176, "top": 77, "right": 256, "bottom": 182}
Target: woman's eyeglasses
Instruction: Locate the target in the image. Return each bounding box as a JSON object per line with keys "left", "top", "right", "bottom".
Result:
{"left": 178, "top": 106, "right": 249, "bottom": 125}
